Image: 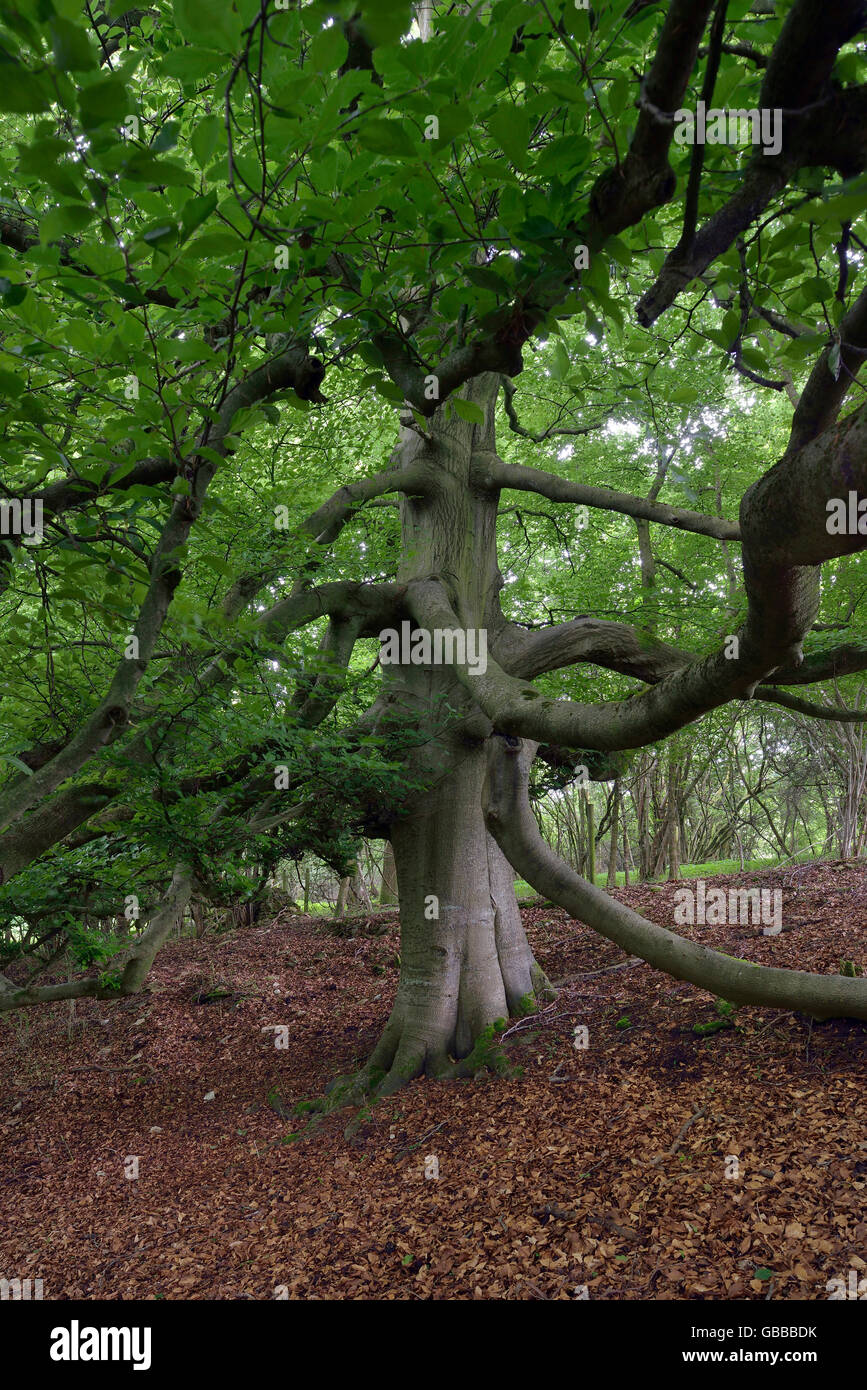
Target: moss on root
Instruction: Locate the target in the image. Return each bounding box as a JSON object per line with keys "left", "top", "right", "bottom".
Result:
{"left": 531, "top": 962, "right": 557, "bottom": 1002}
{"left": 452, "top": 1018, "right": 522, "bottom": 1080}
{"left": 514, "top": 992, "right": 538, "bottom": 1018}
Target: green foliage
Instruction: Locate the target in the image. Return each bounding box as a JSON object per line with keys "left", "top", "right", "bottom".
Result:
{"left": 0, "top": 0, "right": 864, "bottom": 1035}
{"left": 693, "top": 998, "right": 738, "bottom": 1036}
{"left": 67, "top": 920, "right": 127, "bottom": 970}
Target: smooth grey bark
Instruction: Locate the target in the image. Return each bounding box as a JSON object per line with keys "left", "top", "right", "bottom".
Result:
{"left": 483, "top": 737, "right": 867, "bottom": 1023}
{"left": 370, "top": 742, "right": 549, "bottom": 1091}
{"left": 367, "top": 375, "right": 551, "bottom": 1089}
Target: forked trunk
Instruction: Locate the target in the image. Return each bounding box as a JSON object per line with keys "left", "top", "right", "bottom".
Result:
{"left": 367, "top": 374, "right": 552, "bottom": 1091}
{"left": 370, "top": 746, "right": 550, "bottom": 1090}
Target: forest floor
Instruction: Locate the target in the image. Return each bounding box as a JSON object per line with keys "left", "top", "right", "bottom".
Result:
{"left": 1, "top": 861, "right": 865, "bottom": 1301}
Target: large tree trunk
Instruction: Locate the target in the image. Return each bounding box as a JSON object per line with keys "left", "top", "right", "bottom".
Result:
{"left": 366, "top": 373, "right": 552, "bottom": 1092}
{"left": 370, "top": 746, "right": 550, "bottom": 1091}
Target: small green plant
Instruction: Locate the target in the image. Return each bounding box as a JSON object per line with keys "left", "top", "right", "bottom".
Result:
{"left": 839, "top": 959, "right": 863, "bottom": 977}
{"left": 615, "top": 1015, "right": 632, "bottom": 1030}
{"left": 98, "top": 968, "right": 123, "bottom": 993}
{"left": 68, "top": 919, "right": 127, "bottom": 970}
{"left": 693, "top": 998, "right": 738, "bottom": 1036}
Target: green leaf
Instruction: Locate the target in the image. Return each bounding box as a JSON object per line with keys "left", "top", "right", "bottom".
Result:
{"left": 153, "top": 121, "right": 181, "bottom": 154}
{"left": 78, "top": 78, "right": 130, "bottom": 128}
{"left": 191, "top": 114, "right": 222, "bottom": 169}
{"left": 0, "top": 63, "right": 51, "bottom": 114}
{"left": 39, "top": 202, "right": 95, "bottom": 244}
{"left": 186, "top": 231, "right": 243, "bottom": 258}
{"left": 173, "top": 0, "right": 242, "bottom": 54}
{"left": 487, "top": 106, "right": 531, "bottom": 170}
{"left": 452, "top": 398, "right": 484, "bottom": 425}
{"left": 356, "top": 119, "right": 417, "bottom": 159}
{"left": 50, "top": 17, "right": 98, "bottom": 72}
{"left": 142, "top": 223, "right": 177, "bottom": 246}
{"left": 356, "top": 1, "right": 413, "bottom": 48}
{"left": 180, "top": 190, "right": 218, "bottom": 241}
{"left": 0, "top": 368, "right": 25, "bottom": 400}
{"left": 160, "top": 47, "right": 221, "bottom": 82}
{"left": 0, "top": 281, "right": 27, "bottom": 306}
{"left": 124, "top": 155, "right": 194, "bottom": 188}
{"left": 307, "top": 24, "right": 348, "bottom": 73}
{"left": 0, "top": 754, "right": 34, "bottom": 776}
{"left": 550, "top": 339, "right": 570, "bottom": 382}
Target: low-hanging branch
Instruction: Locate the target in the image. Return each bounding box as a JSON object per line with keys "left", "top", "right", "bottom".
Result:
{"left": 0, "top": 862, "right": 193, "bottom": 1013}
{"left": 482, "top": 735, "right": 867, "bottom": 1022}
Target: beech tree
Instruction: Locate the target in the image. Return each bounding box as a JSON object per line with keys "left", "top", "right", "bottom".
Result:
{"left": 1, "top": 0, "right": 867, "bottom": 1093}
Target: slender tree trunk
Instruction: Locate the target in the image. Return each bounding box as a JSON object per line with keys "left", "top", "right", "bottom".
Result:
{"left": 607, "top": 778, "right": 621, "bottom": 889}
{"left": 351, "top": 867, "right": 370, "bottom": 909}
{"left": 585, "top": 794, "right": 596, "bottom": 885}
{"left": 335, "top": 876, "right": 350, "bottom": 918}
{"left": 668, "top": 820, "right": 680, "bottom": 880}
{"left": 379, "top": 839, "right": 398, "bottom": 904}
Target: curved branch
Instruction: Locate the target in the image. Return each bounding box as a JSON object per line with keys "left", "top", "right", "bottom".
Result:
{"left": 0, "top": 863, "right": 191, "bottom": 1012}
{"left": 786, "top": 282, "right": 867, "bottom": 456}
{"left": 752, "top": 688, "right": 867, "bottom": 721}
{"left": 493, "top": 617, "right": 690, "bottom": 683}
{"left": 479, "top": 455, "right": 740, "bottom": 540}
{"left": 499, "top": 378, "right": 606, "bottom": 443}
{"left": 483, "top": 735, "right": 867, "bottom": 1021}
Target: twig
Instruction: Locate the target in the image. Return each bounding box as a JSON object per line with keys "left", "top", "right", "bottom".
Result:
{"left": 393, "top": 1119, "right": 446, "bottom": 1161}
{"left": 556, "top": 958, "right": 644, "bottom": 984}
{"left": 589, "top": 1211, "right": 641, "bottom": 1243}
{"left": 62, "top": 1065, "right": 156, "bottom": 1078}
{"left": 649, "top": 1104, "right": 709, "bottom": 1165}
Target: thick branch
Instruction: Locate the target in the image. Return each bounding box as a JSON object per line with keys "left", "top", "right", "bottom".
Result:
{"left": 479, "top": 455, "right": 740, "bottom": 541}
{"left": 409, "top": 396, "right": 867, "bottom": 750}
{"left": 0, "top": 863, "right": 191, "bottom": 1012}
{"left": 483, "top": 736, "right": 867, "bottom": 1021}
